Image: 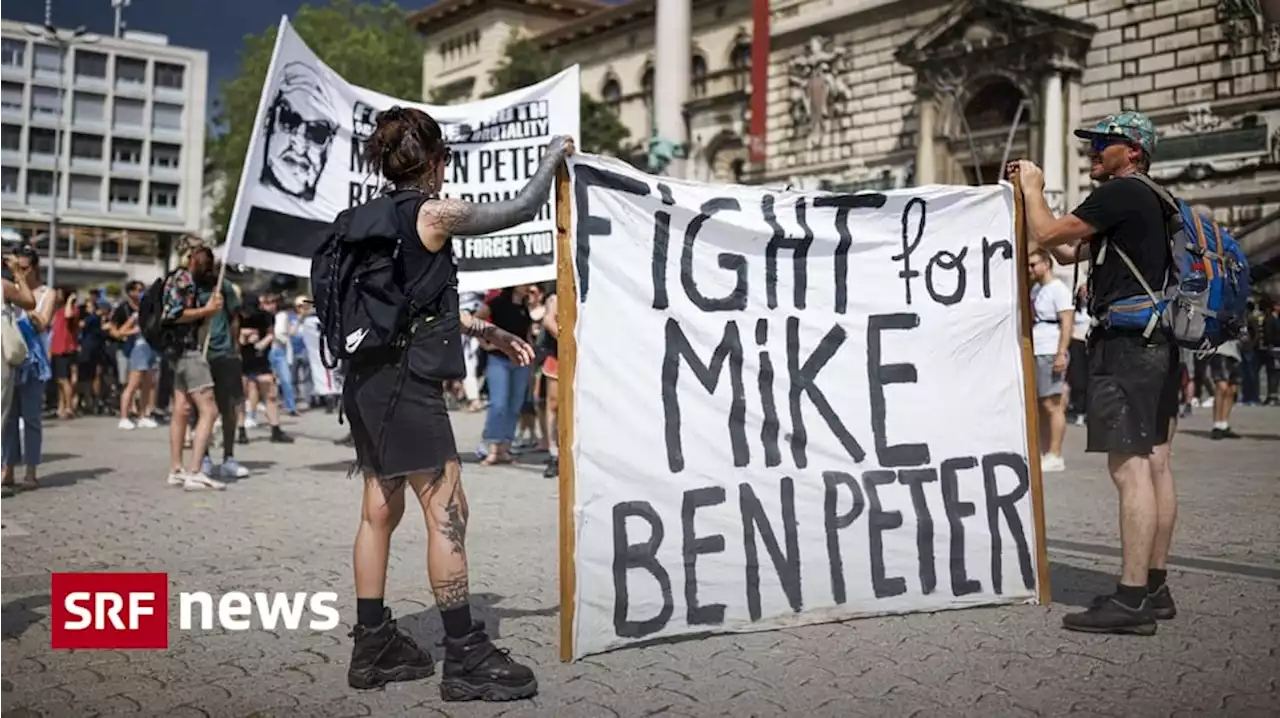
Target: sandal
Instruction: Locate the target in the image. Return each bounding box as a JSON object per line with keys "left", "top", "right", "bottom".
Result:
{"left": 20, "top": 474, "right": 38, "bottom": 491}
{"left": 481, "top": 455, "right": 514, "bottom": 466}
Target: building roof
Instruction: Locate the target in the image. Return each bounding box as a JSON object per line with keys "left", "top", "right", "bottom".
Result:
{"left": 531, "top": 0, "right": 656, "bottom": 49}
{"left": 407, "top": 0, "right": 605, "bottom": 34}
{"left": 532, "top": 0, "right": 728, "bottom": 50}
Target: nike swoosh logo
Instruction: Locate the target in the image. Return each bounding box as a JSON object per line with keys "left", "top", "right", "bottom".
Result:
{"left": 345, "top": 328, "right": 369, "bottom": 354}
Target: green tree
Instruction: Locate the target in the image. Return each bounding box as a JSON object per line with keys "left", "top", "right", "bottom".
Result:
{"left": 206, "top": 0, "right": 423, "bottom": 242}
{"left": 485, "top": 31, "right": 631, "bottom": 157}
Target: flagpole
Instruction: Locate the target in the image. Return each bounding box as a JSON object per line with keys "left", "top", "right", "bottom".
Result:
{"left": 204, "top": 15, "right": 291, "bottom": 356}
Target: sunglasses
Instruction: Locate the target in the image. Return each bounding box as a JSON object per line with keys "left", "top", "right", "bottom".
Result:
{"left": 1090, "top": 135, "right": 1134, "bottom": 154}
{"left": 273, "top": 103, "right": 336, "bottom": 145}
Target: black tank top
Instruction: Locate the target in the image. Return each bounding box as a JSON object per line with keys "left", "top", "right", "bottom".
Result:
{"left": 389, "top": 190, "right": 456, "bottom": 316}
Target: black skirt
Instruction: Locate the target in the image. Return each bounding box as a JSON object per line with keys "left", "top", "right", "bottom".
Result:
{"left": 343, "top": 358, "right": 459, "bottom": 482}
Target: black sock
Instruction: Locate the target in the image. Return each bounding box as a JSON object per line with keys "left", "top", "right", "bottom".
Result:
{"left": 1114, "top": 583, "right": 1147, "bottom": 609}
{"left": 356, "top": 598, "right": 385, "bottom": 627}
{"left": 1147, "top": 568, "right": 1167, "bottom": 591}
{"left": 440, "top": 605, "right": 473, "bottom": 639}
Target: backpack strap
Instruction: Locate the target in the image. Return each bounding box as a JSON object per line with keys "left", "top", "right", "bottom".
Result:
{"left": 1092, "top": 174, "right": 1179, "bottom": 339}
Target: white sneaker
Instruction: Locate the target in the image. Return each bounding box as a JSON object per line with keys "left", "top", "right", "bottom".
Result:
{"left": 244, "top": 416, "right": 259, "bottom": 429}
{"left": 136, "top": 417, "right": 158, "bottom": 429}
{"left": 182, "top": 472, "right": 227, "bottom": 491}
{"left": 167, "top": 470, "right": 186, "bottom": 487}
{"left": 1041, "top": 454, "right": 1066, "bottom": 472}
{"left": 218, "top": 458, "right": 250, "bottom": 478}
{"left": 119, "top": 418, "right": 137, "bottom": 430}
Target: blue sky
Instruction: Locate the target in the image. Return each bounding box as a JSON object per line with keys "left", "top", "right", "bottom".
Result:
{"left": 3, "top": 0, "right": 427, "bottom": 111}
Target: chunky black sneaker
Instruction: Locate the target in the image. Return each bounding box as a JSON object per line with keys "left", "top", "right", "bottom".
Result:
{"left": 1148, "top": 584, "right": 1177, "bottom": 620}
{"left": 237, "top": 427, "right": 250, "bottom": 445}
{"left": 347, "top": 609, "right": 435, "bottom": 690}
{"left": 270, "top": 426, "right": 294, "bottom": 443}
{"left": 542, "top": 456, "right": 558, "bottom": 480}
{"left": 1062, "top": 594, "right": 1157, "bottom": 636}
{"left": 440, "top": 622, "right": 537, "bottom": 702}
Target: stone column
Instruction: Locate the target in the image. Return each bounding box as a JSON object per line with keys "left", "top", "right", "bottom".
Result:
{"left": 915, "top": 92, "right": 937, "bottom": 186}
{"left": 1040, "top": 70, "right": 1065, "bottom": 215}
{"left": 1064, "top": 72, "right": 1082, "bottom": 212}
{"left": 654, "top": 0, "right": 691, "bottom": 178}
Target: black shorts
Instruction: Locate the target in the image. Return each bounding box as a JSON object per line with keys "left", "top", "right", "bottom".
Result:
{"left": 1085, "top": 330, "right": 1180, "bottom": 455}
{"left": 51, "top": 354, "right": 76, "bottom": 380}
{"left": 1208, "top": 355, "right": 1241, "bottom": 386}
{"left": 208, "top": 355, "right": 245, "bottom": 412}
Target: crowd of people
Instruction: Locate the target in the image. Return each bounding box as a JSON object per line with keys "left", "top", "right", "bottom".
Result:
{"left": 1030, "top": 242, "right": 1280, "bottom": 474}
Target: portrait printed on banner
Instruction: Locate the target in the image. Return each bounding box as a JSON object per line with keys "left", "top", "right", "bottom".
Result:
{"left": 259, "top": 62, "right": 339, "bottom": 202}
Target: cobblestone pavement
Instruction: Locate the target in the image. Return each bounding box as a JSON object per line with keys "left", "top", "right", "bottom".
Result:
{"left": 2, "top": 404, "right": 1277, "bottom": 717}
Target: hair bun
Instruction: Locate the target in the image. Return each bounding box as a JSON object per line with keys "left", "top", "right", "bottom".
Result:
{"left": 379, "top": 106, "right": 406, "bottom": 124}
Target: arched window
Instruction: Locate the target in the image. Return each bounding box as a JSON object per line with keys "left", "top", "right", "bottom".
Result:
{"left": 963, "top": 78, "right": 1024, "bottom": 132}
{"left": 691, "top": 54, "right": 708, "bottom": 97}
{"left": 601, "top": 76, "right": 622, "bottom": 105}
{"left": 962, "top": 78, "right": 1025, "bottom": 184}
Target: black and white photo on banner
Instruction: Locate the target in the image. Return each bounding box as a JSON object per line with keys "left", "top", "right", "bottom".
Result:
{"left": 561, "top": 155, "right": 1046, "bottom": 660}
{"left": 222, "top": 16, "right": 580, "bottom": 292}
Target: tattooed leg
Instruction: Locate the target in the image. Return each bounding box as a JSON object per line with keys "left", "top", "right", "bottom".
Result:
{"left": 410, "top": 460, "right": 472, "bottom": 615}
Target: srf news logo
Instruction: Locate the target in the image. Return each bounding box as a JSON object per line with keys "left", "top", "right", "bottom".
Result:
{"left": 51, "top": 573, "right": 340, "bottom": 650}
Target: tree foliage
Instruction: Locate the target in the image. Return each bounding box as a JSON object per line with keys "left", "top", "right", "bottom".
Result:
{"left": 206, "top": 0, "right": 423, "bottom": 242}
{"left": 485, "top": 32, "right": 631, "bottom": 157}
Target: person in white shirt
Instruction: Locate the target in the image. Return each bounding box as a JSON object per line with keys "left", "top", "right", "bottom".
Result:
{"left": 266, "top": 294, "right": 298, "bottom": 416}
{"left": 1029, "top": 248, "right": 1075, "bottom": 472}
{"left": 1207, "top": 337, "right": 1242, "bottom": 439}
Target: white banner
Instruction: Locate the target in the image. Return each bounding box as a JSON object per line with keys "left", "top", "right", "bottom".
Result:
{"left": 223, "top": 16, "right": 580, "bottom": 292}
{"left": 566, "top": 155, "right": 1042, "bottom": 659}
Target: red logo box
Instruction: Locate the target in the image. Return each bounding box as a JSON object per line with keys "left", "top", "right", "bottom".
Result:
{"left": 51, "top": 572, "right": 169, "bottom": 650}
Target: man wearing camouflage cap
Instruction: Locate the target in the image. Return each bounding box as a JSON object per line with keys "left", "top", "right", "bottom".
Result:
{"left": 1008, "top": 110, "right": 1178, "bottom": 637}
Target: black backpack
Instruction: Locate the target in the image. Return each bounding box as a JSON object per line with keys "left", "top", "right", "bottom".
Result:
{"left": 137, "top": 270, "right": 182, "bottom": 353}
{"left": 310, "top": 191, "right": 444, "bottom": 369}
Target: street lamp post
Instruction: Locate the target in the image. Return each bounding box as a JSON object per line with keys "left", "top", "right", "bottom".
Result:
{"left": 25, "top": 12, "right": 98, "bottom": 288}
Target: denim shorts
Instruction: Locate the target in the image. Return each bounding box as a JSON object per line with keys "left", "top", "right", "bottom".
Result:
{"left": 128, "top": 340, "right": 158, "bottom": 373}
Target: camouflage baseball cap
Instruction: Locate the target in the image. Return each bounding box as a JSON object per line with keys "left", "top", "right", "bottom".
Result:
{"left": 1073, "top": 110, "right": 1157, "bottom": 157}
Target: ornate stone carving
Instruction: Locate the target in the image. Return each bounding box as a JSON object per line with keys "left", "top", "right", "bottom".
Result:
{"left": 1218, "top": 0, "right": 1275, "bottom": 60}
{"left": 787, "top": 36, "right": 852, "bottom": 147}
{"left": 1149, "top": 105, "right": 1280, "bottom": 184}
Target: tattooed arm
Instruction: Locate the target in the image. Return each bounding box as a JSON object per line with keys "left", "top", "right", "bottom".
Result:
{"left": 461, "top": 311, "right": 535, "bottom": 366}
{"left": 415, "top": 135, "right": 575, "bottom": 253}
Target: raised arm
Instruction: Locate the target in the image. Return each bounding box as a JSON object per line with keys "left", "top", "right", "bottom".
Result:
{"left": 1, "top": 259, "right": 35, "bottom": 311}
{"left": 415, "top": 136, "right": 574, "bottom": 253}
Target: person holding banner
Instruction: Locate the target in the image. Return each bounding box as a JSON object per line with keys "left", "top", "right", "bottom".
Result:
{"left": 1008, "top": 111, "right": 1179, "bottom": 636}
{"left": 341, "top": 105, "right": 571, "bottom": 700}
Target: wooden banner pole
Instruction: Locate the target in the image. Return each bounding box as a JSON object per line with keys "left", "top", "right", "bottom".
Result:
{"left": 554, "top": 161, "right": 579, "bottom": 661}
{"left": 1011, "top": 176, "right": 1053, "bottom": 606}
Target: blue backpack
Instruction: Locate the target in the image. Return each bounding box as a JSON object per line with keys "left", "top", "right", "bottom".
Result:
{"left": 1095, "top": 174, "right": 1250, "bottom": 351}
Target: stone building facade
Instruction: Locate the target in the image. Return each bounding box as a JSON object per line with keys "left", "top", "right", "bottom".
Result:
{"left": 763, "top": 0, "right": 1280, "bottom": 242}
{"left": 411, "top": 0, "right": 1279, "bottom": 281}
{"left": 414, "top": 0, "right": 756, "bottom": 183}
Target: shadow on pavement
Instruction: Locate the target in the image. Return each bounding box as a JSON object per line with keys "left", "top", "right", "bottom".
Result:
{"left": 235, "top": 460, "right": 277, "bottom": 473}
{"left": 33, "top": 467, "right": 112, "bottom": 488}
{"left": 307, "top": 461, "right": 354, "bottom": 473}
{"left": 397, "top": 592, "right": 559, "bottom": 659}
{"left": 1049, "top": 561, "right": 1118, "bottom": 607}
{"left": 38, "top": 452, "right": 78, "bottom": 464}
{"left": 1180, "top": 429, "right": 1280, "bottom": 442}
{"left": 1, "top": 594, "right": 50, "bottom": 640}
